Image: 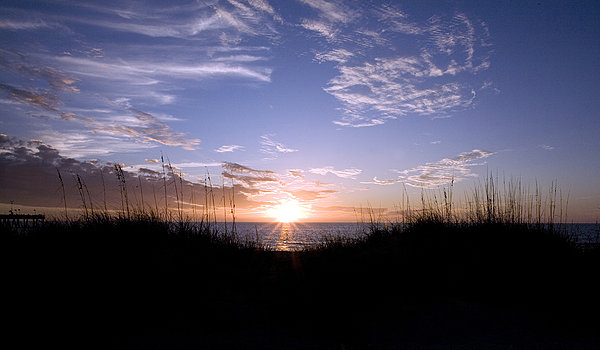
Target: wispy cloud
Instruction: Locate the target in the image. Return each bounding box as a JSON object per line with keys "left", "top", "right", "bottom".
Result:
{"left": 222, "top": 162, "right": 275, "bottom": 176}
{"left": 373, "top": 4, "right": 423, "bottom": 35}
{"left": 222, "top": 171, "right": 278, "bottom": 187}
{"left": 130, "top": 161, "right": 222, "bottom": 174}
{"left": 260, "top": 135, "right": 298, "bottom": 155}
{"left": 297, "top": 0, "right": 359, "bottom": 44}
{"left": 57, "top": 1, "right": 280, "bottom": 40}
{"left": 175, "top": 162, "right": 222, "bottom": 168}
{"left": 0, "top": 49, "right": 79, "bottom": 110}
{"left": 96, "top": 109, "right": 201, "bottom": 150}
{"left": 222, "top": 161, "right": 337, "bottom": 205}
{"left": 215, "top": 144, "right": 245, "bottom": 153}
{"left": 364, "top": 149, "right": 494, "bottom": 188}
{"left": 0, "top": 83, "right": 60, "bottom": 111}
{"left": 0, "top": 19, "right": 52, "bottom": 30}
{"left": 314, "top": 49, "right": 354, "bottom": 64}
{"left": 0, "top": 134, "right": 259, "bottom": 212}
{"left": 23, "top": 49, "right": 272, "bottom": 112}
{"left": 36, "top": 130, "right": 152, "bottom": 158}
{"left": 539, "top": 144, "right": 555, "bottom": 151}
{"left": 299, "top": 0, "right": 356, "bottom": 24}
{"left": 0, "top": 47, "right": 204, "bottom": 154}
{"left": 288, "top": 169, "right": 304, "bottom": 178}
{"left": 51, "top": 55, "right": 272, "bottom": 83}
{"left": 290, "top": 189, "right": 337, "bottom": 201}
{"left": 247, "top": 0, "right": 283, "bottom": 23}
{"left": 1, "top": 2, "right": 276, "bottom": 116}
{"left": 1, "top": 134, "right": 336, "bottom": 216}
{"left": 326, "top": 57, "right": 477, "bottom": 127}
{"left": 481, "top": 81, "right": 501, "bottom": 94}
{"left": 213, "top": 55, "right": 267, "bottom": 63}
{"left": 31, "top": 104, "right": 201, "bottom": 157}
{"left": 295, "top": 4, "right": 492, "bottom": 127}
{"left": 310, "top": 166, "right": 362, "bottom": 179}
{"left": 0, "top": 49, "right": 79, "bottom": 92}
{"left": 300, "top": 19, "right": 338, "bottom": 40}
{"left": 1, "top": 43, "right": 261, "bottom": 155}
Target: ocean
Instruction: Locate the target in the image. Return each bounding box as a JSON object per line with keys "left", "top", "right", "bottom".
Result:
{"left": 212, "top": 222, "right": 366, "bottom": 251}
{"left": 210, "top": 222, "right": 600, "bottom": 251}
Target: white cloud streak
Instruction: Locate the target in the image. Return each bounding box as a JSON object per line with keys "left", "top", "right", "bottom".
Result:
{"left": 364, "top": 149, "right": 494, "bottom": 188}
{"left": 298, "top": 0, "right": 358, "bottom": 43}
{"left": 222, "top": 162, "right": 275, "bottom": 176}
{"left": 29, "top": 102, "right": 201, "bottom": 156}
{"left": 37, "top": 130, "right": 152, "bottom": 158}
{"left": 247, "top": 0, "right": 283, "bottom": 23}
{"left": 260, "top": 135, "right": 298, "bottom": 155}
{"left": 51, "top": 55, "right": 272, "bottom": 83}
{"left": 57, "top": 1, "right": 281, "bottom": 40}
{"left": 310, "top": 166, "right": 362, "bottom": 179}
{"left": 215, "top": 144, "right": 245, "bottom": 153}
{"left": 299, "top": 0, "right": 355, "bottom": 24}
{"left": 173, "top": 162, "right": 222, "bottom": 168}
{"left": 0, "top": 19, "right": 51, "bottom": 30}
{"left": 314, "top": 49, "right": 354, "bottom": 64}
{"left": 300, "top": 19, "right": 338, "bottom": 40}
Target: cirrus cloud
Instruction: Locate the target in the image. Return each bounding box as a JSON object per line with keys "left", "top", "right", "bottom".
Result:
{"left": 215, "top": 144, "right": 245, "bottom": 153}
{"left": 310, "top": 166, "right": 362, "bottom": 179}
{"left": 298, "top": 5, "right": 492, "bottom": 127}
{"left": 364, "top": 149, "right": 494, "bottom": 188}
{"left": 260, "top": 134, "right": 298, "bottom": 156}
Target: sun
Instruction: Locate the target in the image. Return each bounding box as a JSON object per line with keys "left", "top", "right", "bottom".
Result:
{"left": 268, "top": 199, "right": 306, "bottom": 223}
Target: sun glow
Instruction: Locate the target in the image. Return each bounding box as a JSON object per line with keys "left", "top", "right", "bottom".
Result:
{"left": 267, "top": 199, "right": 307, "bottom": 223}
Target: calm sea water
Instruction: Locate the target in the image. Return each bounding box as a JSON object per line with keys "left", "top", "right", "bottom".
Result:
{"left": 212, "top": 222, "right": 367, "bottom": 251}
{"left": 209, "top": 222, "right": 600, "bottom": 251}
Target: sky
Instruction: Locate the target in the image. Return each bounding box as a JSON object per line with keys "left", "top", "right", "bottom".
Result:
{"left": 1, "top": 0, "right": 599, "bottom": 222}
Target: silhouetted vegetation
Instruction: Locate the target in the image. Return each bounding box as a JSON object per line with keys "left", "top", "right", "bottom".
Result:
{"left": 3, "top": 178, "right": 600, "bottom": 349}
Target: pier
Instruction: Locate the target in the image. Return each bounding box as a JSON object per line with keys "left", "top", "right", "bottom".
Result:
{"left": 0, "top": 214, "right": 45, "bottom": 229}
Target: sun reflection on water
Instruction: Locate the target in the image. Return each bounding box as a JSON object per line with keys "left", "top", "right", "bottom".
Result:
{"left": 263, "top": 222, "right": 303, "bottom": 251}
{"left": 277, "top": 223, "right": 292, "bottom": 251}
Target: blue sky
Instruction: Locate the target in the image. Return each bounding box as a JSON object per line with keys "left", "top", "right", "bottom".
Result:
{"left": 1, "top": 0, "right": 599, "bottom": 221}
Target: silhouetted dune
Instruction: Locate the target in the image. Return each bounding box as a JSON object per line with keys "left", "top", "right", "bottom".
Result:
{"left": 2, "top": 215, "right": 599, "bottom": 349}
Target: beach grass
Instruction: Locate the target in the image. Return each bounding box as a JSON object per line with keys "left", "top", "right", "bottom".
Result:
{"left": 2, "top": 177, "right": 600, "bottom": 349}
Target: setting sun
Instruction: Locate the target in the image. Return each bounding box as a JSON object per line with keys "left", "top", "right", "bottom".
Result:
{"left": 268, "top": 199, "right": 307, "bottom": 223}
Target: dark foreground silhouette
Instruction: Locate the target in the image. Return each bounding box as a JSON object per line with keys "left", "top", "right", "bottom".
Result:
{"left": 3, "top": 217, "right": 600, "bottom": 349}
